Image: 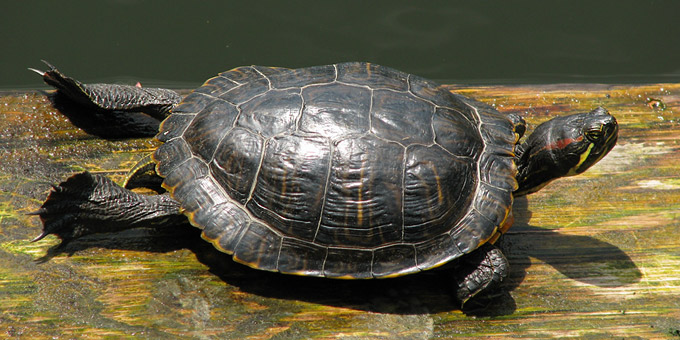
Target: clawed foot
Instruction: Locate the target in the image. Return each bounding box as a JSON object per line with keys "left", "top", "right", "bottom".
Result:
{"left": 29, "top": 172, "right": 115, "bottom": 242}
{"left": 30, "top": 171, "right": 183, "bottom": 244}
{"left": 452, "top": 243, "right": 509, "bottom": 307}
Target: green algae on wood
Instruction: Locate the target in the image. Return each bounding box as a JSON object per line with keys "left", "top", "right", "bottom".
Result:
{"left": 1, "top": 85, "right": 679, "bottom": 339}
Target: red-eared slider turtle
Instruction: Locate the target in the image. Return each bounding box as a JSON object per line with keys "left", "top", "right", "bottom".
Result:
{"left": 30, "top": 62, "right": 618, "bottom": 304}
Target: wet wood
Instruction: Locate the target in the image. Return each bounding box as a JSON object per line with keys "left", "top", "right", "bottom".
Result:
{"left": 1, "top": 83, "right": 679, "bottom": 339}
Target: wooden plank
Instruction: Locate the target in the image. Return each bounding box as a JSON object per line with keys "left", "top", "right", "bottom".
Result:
{"left": 0, "top": 83, "right": 678, "bottom": 339}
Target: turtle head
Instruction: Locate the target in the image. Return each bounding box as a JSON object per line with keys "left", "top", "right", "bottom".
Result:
{"left": 514, "top": 107, "right": 618, "bottom": 196}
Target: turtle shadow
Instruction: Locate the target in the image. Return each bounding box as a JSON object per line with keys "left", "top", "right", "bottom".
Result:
{"left": 38, "top": 196, "right": 640, "bottom": 316}
{"left": 505, "top": 197, "right": 642, "bottom": 288}
{"left": 41, "top": 226, "right": 469, "bottom": 314}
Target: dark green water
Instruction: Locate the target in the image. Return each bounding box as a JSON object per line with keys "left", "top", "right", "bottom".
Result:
{"left": 3, "top": 0, "right": 679, "bottom": 89}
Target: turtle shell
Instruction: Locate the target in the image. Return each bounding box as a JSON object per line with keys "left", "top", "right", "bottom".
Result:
{"left": 153, "top": 62, "right": 517, "bottom": 279}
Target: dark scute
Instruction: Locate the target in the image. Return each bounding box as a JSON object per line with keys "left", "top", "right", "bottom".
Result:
{"left": 163, "top": 157, "right": 213, "bottom": 211}
{"left": 480, "top": 121, "right": 517, "bottom": 150}
{"left": 370, "top": 90, "right": 435, "bottom": 145}
{"left": 218, "top": 66, "right": 265, "bottom": 84}
{"left": 211, "top": 128, "right": 264, "bottom": 204}
{"left": 476, "top": 103, "right": 516, "bottom": 148}
{"left": 183, "top": 101, "right": 239, "bottom": 162}
{"left": 157, "top": 114, "right": 195, "bottom": 143}
{"left": 476, "top": 107, "right": 517, "bottom": 192}
{"left": 236, "top": 88, "right": 302, "bottom": 138}
{"left": 324, "top": 248, "right": 373, "bottom": 278}
{"left": 403, "top": 145, "right": 476, "bottom": 242}
{"left": 264, "top": 64, "right": 336, "bottom": 89}
{"left": 171, "top": 92, "right": 210, "bottom": 115}
{"left": 471, "top": 182, "right": 511, "bottom": 234}
{"left": 433, "top": 107, "right": 482, "bottom": 158}
{"left": 449, "top": 93, "right": 490, "bottom": 123}
{"left": 251, "top": 65, "right": 290, "bottom": 78}
{"left": 415, "top": 233, "right": 462, "bottom": 270}
{"left": 198, "top": 202, "right": 253, "bottom": 254}
{"left": 277, "top": 237, "right": 326, "bottom": 276}
{"left": 154, "top": 138, "right": 193, "bottom": 177}
{"left": 408, "top": 75, "right": 462, "bottom": 108}
{"left": 372, "top": 244, "right": 418, "bottom": 277}
{"left": 450, "top": 181, "right": 515, "bottom": 255}
{"left": 233, "top": 221, "right": 283, "bottom": 271}
{"left": 450, "top": 209, "right": 494, "bottom": 255}
{"left": 219, "top": 225, "right": 246, "bottom": 255}
{"left": 247, "top": 134, "right": 331, "bottom": 241}
{"left": 179, "top": 176, "right": 229, "bottom": 216}
{"left": 316, "top": 136, "right": 404, "bottom": 248}
{"left": 219, "top": 78, "right": 270, "bottom": 105}
{"left": 299, "top": 83, "right": 370, "bottom": 139}
{"left": 336, "top": 62, "right": 409, "bottom": 91}
{"left": 479, "top": 147, "right": 517, "bottom": 192}
{"left": 193, "top": 75, "right": 240, "bottom": 97}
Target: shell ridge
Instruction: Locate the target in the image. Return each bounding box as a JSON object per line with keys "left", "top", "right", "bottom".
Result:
{"left": 312, "top": 140, "right": 334, "bottom": 243}
{"left": 244, "top": 138, "right": 269, "bottom": 204}
{"left": 251, "top": 66, "right": 272, "bottom": 90}
{"left": 294, "top": 87, "right": 305, "bottom": 132}
{"left": 400, "top": 147, "right": 407, "bottom": 242}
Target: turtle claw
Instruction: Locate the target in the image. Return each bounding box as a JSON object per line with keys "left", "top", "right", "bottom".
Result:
{"left": 28, "top": 61, "right": 60, "bottom": 80}
{"left": 31, "top": 230, "right": 50, "bottom": 243}
{"left": 32, "top": 206, "right": 79, "bottom": 242}
{"left": 26, "top": 207, "right": 46, "bottom": 216}
{"left": 27, "top": 67, "right": 46, "bottom": 77}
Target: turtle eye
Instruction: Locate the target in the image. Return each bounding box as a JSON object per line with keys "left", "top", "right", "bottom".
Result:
{"left": 585, "top": 127, "right": 604, "bottom": 141}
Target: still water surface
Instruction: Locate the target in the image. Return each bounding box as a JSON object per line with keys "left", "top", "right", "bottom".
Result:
{"left": 3, "top": 1, "right": 679, "bottom": 89}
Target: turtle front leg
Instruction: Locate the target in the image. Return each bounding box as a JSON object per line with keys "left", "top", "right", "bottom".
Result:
{"left": 452, "top": 243, "right": 509, "bottom": 306}
{"left": 31, "top": 172, "right": 185, "bottom": 243}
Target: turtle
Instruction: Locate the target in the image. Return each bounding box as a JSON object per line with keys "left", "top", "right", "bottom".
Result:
{"left": 30, "top": 61, "right": 618, "bottom": 305}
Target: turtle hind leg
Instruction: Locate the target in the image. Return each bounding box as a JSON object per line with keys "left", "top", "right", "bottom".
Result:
{"left": 30, "top": 61, "right": 182, "bottom": 138}
{"left": 32, "top": 61, "right": 181, "bottom": 120}
{"left": 452, "top": 243, "right": 509, "bottom": 307}
{"left": 30, "top": 172, "right": 184, "bottom": 243}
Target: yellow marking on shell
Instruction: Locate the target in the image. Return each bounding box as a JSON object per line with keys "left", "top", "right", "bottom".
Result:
{"left": 280, "top": 270, "right": 314, "bottom": 277}
{"left": 233, "top": 255, "right": 261, "bottom": 271}
{"left": 426, "top": 257, "right": 457, "bottom": 271}
{"left": 488, "top": 231, "right": 502, "bottom": 245}
{"left": 159, "top": 180, "right": 176, "bottom": 194}
{"left": 379, "top": 272, "right": 403, "bottom": 279}
{"left": 233, "top": 254, "right": 280, "bottom": 274}
{"left": 357, "top": 163, "right": 365, "bottom": 224}
{"left": 482, "top": 200, "right": 513, "bottom": 245}
{"left": 378, "top": 268, "right": 421, "bottom": 279}
{"left": 488, "top": 207, "right": 513, "bottom": 245}
{"left": 200, "top": 232, "right": 234, "bottom": 255}
{"left": 333, "top": 274, "right": 361, "bottom": 280}
{"left": 281, "top": 166, "right": 287, "bottom": 197}
{"left": 567, "top": 142, "right": 594, "bottom": 176}
{"left": 431, "top": 164, "right": 444, "bottom": 205}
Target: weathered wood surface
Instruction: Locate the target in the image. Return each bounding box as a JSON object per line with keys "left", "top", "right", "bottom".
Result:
{"left": 1, "top": 83, "right": 679, "bottom": 339}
